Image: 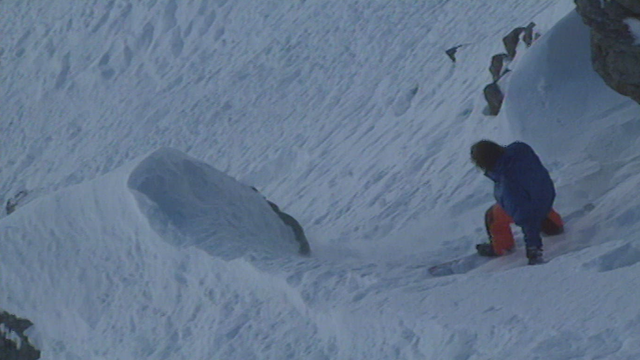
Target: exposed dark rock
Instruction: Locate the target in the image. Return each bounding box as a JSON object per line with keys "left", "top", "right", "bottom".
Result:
{"left": 522, "top": 22, "right": 537, "bottom": 47}
{"left": 445, "top": 45, "right": 464, "bottom": 62}
{"left": 503, "top": 27, "right": 525, "bottom": 58}
{"left": 484, "top": 82, "right": 504, "bottom": 116}
{"left": 0, "top": 311, "right": 41, "bottom": 360}
{"left": 251, "top": 187, "right": 311, "bottom": 256}
{"left": 575, "top": 0, "right": 640, "bottom": 104}
{"left": 6, "top": 201, "right": 16, "bottom": 215}
{"left": 5, "top": 190, "right": 28, "bottom": 215}
{"left": 483, "top": 23, "right": 542, "bottom": 116}
{"left": 267, "top": 201, "right": 311, "bottom": 256}
{"left": 618, "top": 0, "right": 640, "bottom": 13}
{"left": 575, "top": 0, "right": 637, "bottom": 42}
{"left": 489, "top": 53, "right": 510, "bottom": 82}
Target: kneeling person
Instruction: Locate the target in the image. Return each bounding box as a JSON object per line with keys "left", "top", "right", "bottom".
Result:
{"left": 471, "top": 140, "right": 563, "bottom": 265}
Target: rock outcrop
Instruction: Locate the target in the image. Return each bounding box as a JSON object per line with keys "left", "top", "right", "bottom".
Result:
{"left": 483, "top": 23, "right": 539, "bottom": 116}
{"left": 251, "top": 187, "right": 311, "bottom": 256}
{"left": 5, "top": 190, "right": 28, "bottom": 215}
{"left": 489, "top": 53, "right": 510, "bottom": 82}
{"left": 575, "top": 0, "right": 640, "bottom": 104}
{"left": 445, "top": 44, "right": 465, "bottom": 62}
{"left": 484, "top": 82, "right": 504, "bottom": 116}
{"left": 0, "top": 311, "right": 41, "bottom": 360}
{"left": 503, "top": 27, "right": 526, "bottom": 59}
{"left": 266, "top": 201, "right": 311, "bottom": 256}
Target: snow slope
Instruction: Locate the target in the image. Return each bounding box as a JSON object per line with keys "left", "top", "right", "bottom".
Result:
{"left": 2, "top": 0, "right": 640, "bottom": 359}
{"left": 504, "top": 11, "right": 640, "bottom": 254}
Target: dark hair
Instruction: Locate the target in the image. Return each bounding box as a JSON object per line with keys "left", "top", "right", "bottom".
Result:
{"left": 470, "top": 140, "right": 505, "bottom": 171}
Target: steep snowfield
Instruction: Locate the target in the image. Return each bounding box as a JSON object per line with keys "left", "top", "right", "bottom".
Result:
{"left": 0, "top": 0, "right": 570, "bottom": 255}
{"left": 2, "top": 0, "right": 640, "bottom": 359}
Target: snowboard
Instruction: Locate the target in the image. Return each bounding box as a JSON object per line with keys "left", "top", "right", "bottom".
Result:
{"left": 428, "top": 253, "right": 493, "bottom": 277}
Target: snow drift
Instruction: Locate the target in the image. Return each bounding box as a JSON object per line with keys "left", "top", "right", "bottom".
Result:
{"left": 503, "top": 11, "right": 640, "bottom": 252}
{"left": 128, "top": 147, "right": 299, "bottom": 259}
{"left": 0, "top": 148, "right": 310, "bottom": 358}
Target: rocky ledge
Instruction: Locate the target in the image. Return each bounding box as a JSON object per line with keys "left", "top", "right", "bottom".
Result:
{"left": 575, "top": 0, "right": 640, "bottom": 104}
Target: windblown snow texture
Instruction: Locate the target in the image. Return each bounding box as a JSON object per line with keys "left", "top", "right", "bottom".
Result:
{"left": 1, "top": 1, "right": 640, "bottom": 359}
{"left": 128, "top": 148, "right": 298, "bottom": 259}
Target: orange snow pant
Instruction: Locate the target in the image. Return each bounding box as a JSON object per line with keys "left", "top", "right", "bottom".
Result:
{"left": 484, "top": 204, "right": 564, "bottom": 255}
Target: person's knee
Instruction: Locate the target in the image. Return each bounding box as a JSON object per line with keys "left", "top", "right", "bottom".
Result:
{"left": 491, "top": 236, "right": 514, "bottom": 255}
{"left": 541, "top": 211, "right": 564, "bottom": 236}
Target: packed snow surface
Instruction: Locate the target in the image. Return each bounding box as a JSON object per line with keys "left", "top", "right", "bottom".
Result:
{"left": 1, "top": 0, "right": 640, "bottom": 359}
{"left": 625, "top": 17, "right": 640, "bottom": 45}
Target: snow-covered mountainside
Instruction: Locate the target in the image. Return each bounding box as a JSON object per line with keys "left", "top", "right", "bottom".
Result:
{"left": 1, "top": 0, "right": 640, "bottom": 359}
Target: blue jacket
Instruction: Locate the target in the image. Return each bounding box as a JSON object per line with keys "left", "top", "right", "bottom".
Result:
{"left": 485, "top": 142, "right": 555, "bottom": 246}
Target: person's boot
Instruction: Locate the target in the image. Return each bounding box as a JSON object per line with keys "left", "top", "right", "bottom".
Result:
{"left": 526, "top": 246, "right": 544, "bottom": 265}
{"left": 476, "top": 243, "right": 498, "bottom": 257}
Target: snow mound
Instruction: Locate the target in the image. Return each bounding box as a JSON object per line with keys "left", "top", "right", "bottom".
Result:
{"left": 504, "top": 10, "right": 636, "bottom": 163}
{"left": 128, "top": 147, "right": 298, "bottom": 259}
{"left": 500, "top": 10, "right": 640, "bottom": 254}
{"left": 0, "top": 148, "right": 305, "bottom": 358}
